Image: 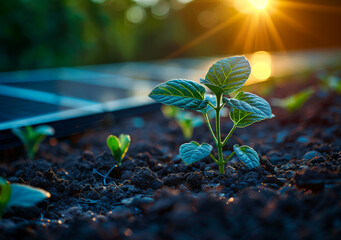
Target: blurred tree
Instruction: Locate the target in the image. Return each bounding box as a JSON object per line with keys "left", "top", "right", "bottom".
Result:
{"left": 0, "top": 0, "right": 194, "bottom": 71}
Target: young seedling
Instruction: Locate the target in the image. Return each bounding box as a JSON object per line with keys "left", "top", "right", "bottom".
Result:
{"left": 12, "top": 125, "right": 55, "bottom": 160}
{"left": 272, "top": 87, "right": 314, "bottom": 113}
{"left": 0, "top": 178, "right": 50, "bottom": 218}
{"left": 94, "top": 134, "right": 131, "bottom": 185}
{"left": 319, "top": 74, "right": 341, "bottom": 94}
{"left": 149, "top": 56, "right": 274, "bottom": 174}
{"left": 162, "top": 105, "right": 203, "bottom": 139}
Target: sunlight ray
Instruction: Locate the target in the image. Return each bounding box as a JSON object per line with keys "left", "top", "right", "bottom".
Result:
{"left": 164, "top": 13, "right": 243, "bottom": 59}
{"left": 274, "top": 8, "right": 323, "bottom": 44}
{"left": 261, "top": 11, "right": 286, "bottom": 51}
{"left": 279, "top": 1, "right": 341, "bottom": 13}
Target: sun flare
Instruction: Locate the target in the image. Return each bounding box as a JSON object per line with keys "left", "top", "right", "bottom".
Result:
{"left": 249, "top": 0, "right": 268, "bottom": 10}
{"left": 233, "top": 0, "right": 269, "bottom": 14}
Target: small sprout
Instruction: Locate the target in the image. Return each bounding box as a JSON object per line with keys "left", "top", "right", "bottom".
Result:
{"left": 319, "top": 75, "right": 341, "bottom": 94}
{"left": 175, "top": 112, "right": 203, "bottom": 139}
{"left": 161, "top": 105, "right": 180, "bottom": 119}
{"left": 95, "top": 134, "right": 131, "bottom": 185}
{"left": 0, "top": 177, "right": 50, "bottom": 218}
{"left": 107, "top": 134, "right": 131, "bottom": 166}
{"left": 12, "top": 125, "right": 55, "bottom": 160}
{"left": 272, "top": 87, "right": 314, "bottom": 113}
{"left": 149, "top": 56, "right": 274, "bottom": 174}
{"left": 162, "top": 105, "right": 203, "bottom": 139}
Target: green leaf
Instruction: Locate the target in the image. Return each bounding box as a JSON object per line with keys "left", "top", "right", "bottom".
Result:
{"left": 224, "top": 92, "right": 273, "bottom": 118}
{"left": 272, "top": 88, "right": 314, "bottom": 113}
{"left": 0, "top": 178, "right": 11, "bottom": 216}
{"left": 149, "top": 79, "right": 208, "bottom": 110}
{"left": 230, "top": 108, "right": 274, "bottom": 128}
{"left": 176, "top": 112, "right": 203, "bottom": 139}
{"left": 118, "top": 134, "right": 130, "bottom": 160}
{"left": 233, "top": 145, "right": 260, "bottom": 169}
{"left": 12, "top": 125, "right": 55, "bottom": 160}
{"left": 7, "top": 184, "right": 50, "bottom": 208}
{"left": 200, "top": 78, "right": 225, "bottom": 95}
{"left": 107, "top": 135, "right": 122, "bottom": 162}
{"left": 228, "top": 92, "right": 274, "bottom": 128}
{"left": 34, "top": 125, "right": 55, "bottom": 136}
{"left": 12, "top": 128, "right": 29, "bottom": 146}
{"left": 179, "top": 141, "right": 212, "bottom": 164}
{"left": 201, "top": 56, "right": 251, "bottom": 95}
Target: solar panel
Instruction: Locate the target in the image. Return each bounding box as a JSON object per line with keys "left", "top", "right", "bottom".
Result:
{"left": 0, "top": 49, "right": 339, "bottom": 133}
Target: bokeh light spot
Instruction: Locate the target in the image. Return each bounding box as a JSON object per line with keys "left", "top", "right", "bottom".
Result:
{"left": 152, "top": 1, "right": 170, "bottom": 19}
{"left": 126, "top": 5, "right": 146, "bottom": 24}
{"left": 198, "top": 10, "right": 218, "bottom": 28}
{"left": 133, "top": 0, "right": 159, "bottom": 8}
{"left": 251, "top": 51, "right": 272, "bottom": 81}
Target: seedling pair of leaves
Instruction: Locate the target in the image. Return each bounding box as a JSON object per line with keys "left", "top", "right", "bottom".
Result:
{"left": 272, "top": 87, "right": 314, "bottom": 113}
{"left": 94, "top": 134, "right": 131, "bottom": 185}
{"left": 12, "top": 125, "right": 55, "bottom": 160}
{"left": 149, "top": 56, "right": 274, "bottom": 174}
{"left": 318, "top": 72, "right": 341, "bottom": 94}
{"left": 162, "top": 105, "right": 203, "bottom": 139}
{"left": 0, "top": 178, "right": 50, "bottom": 218}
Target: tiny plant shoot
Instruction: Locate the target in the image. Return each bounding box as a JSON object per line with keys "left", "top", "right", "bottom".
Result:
{"left": 96, "top": 134, "right": 131, "bottom": 185}
{"left": 149, "top": 56, "right": 274, "bottom": 174}
{"left": 12, "top": 125, "right": 55, "bottom": 160}
{"left": 272, "top": 87, "right": 314, "bottom": 113}
{"left": 0, "top": 178, "right": 50, "bottom": 218}
{"left": 162, "top": 105, "right": 203, "bottom": 139}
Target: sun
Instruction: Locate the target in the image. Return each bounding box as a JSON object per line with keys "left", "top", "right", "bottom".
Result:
{"left": 233, "top": 0, "right": 269, "bottom": 14}
{"left": 249, "top": 0, "right": 268, "bottom": 10}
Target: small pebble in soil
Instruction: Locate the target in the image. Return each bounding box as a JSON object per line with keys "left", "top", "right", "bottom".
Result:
{"left": 297, "top": 136, "right": 309, "bottom": 143}
{"left": 303, "top": 151, "right": 322, "bottom": 161}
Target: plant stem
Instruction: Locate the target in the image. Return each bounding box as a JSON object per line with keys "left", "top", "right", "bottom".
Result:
{"left": 223, "top": 151, "right": 235, "bottom": 165}
{"left": 215, "top": 94, "right": 224, "bottom": 174}
{"left": 209, "top": 153, "right": 219, "bottom": 165}
{"left": 104, "top": 165, "right": 116, "bottom": 185}
{"left": 222, "top": 125, "right": 237, "bottom": 147}
{"left": 207, "top": 102, "right": 216, "bottom": 109}
{"left": 203, "top": 114, "right": 218, "bottom": 145}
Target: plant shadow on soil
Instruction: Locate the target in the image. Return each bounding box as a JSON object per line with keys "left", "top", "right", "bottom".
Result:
{"left": 0, "top": 78, "right": 341, "bottom": 240}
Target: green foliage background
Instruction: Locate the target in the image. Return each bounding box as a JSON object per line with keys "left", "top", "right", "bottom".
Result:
{"left": 1, "top": 0, "right": 340, "bottom": 72}
{"left": 0, "top": 0, "right": 191, "bottom": 71}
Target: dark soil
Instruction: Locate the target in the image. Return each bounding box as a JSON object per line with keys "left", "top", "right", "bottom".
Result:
{"left": 1, "top": 78, "right": 341, "bottom": 239}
